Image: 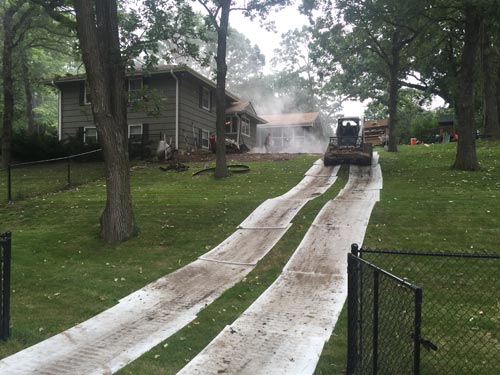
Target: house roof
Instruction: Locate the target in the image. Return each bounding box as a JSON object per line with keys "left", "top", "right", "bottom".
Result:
{"left": 259, "top": 112, "right": 320, "bottom": 127}
{"left": 49, "top": 64, "right": 241, "bottom": 101}
{"left": 226, "top": 101, "right": 267, "bottom": 124}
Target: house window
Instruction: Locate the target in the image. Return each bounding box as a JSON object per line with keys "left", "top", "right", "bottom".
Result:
{"left": 201, "top": 129, "right": 210, "bottom": 149}
{"left": 241, "top": 118, "right": 250, "bottom": 137}
{"left": 225, "top": 116, "right": 238, "bottom": 134}
{"left": 128, "top": 124, "right": 143, "bottom": 142}
{"left": 200, "top": 86, "right": 211, "bottom": 111}
{"left": 84, "top": 81, "right": 91, "bottom": 105}
{"left": 84, "top": 127, "right": 98, "bottom": 144}
{"left": 128, "top": 77, "right": 143, "bottom": 102}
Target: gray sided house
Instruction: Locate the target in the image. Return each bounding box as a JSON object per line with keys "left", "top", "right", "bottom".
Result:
{"left": 258, "top": 112, "right": 328, "bottom": 153}
{"left": 225, "top": 101, "right": 267, "bottom": 149}
{"left": 51, "top": 65, "right": 265, "bottom": 155}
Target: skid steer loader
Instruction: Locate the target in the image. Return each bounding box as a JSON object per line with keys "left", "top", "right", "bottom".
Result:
{"left": 324, "top": 117, "right": 373, "bottom": 166}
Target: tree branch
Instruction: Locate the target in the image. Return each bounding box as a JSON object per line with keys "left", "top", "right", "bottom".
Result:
{"left": 30, "top": 0, "right": 77, "bottom": 29}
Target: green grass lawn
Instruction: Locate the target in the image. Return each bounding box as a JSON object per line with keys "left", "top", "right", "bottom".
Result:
{"left": 0, "top": 160, "right": 105, "bottom": 202}
{"left": 1, "top": 141, "right": 500, "bottom": 374}
{"left": 0, "top": 154, "right": 323, "bottom": 359}
{"left": 315, "top": 140, "right": 500, "bottom": 375}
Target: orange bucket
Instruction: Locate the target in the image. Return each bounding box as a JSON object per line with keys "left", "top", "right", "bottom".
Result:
{"left": 410, "top": 138, "right": 417, "bottom": 145}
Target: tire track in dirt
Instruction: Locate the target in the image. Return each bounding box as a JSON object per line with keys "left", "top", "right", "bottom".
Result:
{"left": 178, "top": 155, "right": 382, "bottom": 375}
{"left": 0, "top": 161, "right": 340, "bottom": 375}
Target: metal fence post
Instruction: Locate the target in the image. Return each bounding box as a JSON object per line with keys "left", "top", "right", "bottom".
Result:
{"left": 0, "top": 231, "right": 12, "bottom": 340}
{"left": 414, "top": 288, "right": 422, "bottom": 375}
{"left": 347, "top": 253, "right": 359, "bottom": 374}
{"left": 351, "top": 243, "right": 359, "bottom": 257}
{"left": 67, "top": 156, "right": 71, "bottom": 186}
{"left": 7, "top": 165, "right": 12, "bottom": 202}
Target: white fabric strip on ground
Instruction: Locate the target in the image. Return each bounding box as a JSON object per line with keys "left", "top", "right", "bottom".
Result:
{"left": 179, "top": 154, "right": 382, "bottom": 375}
{"left": 200, "top": 226, "right": 291, "bottom": 265}
{"left": 0, "top": 159, "right": 339, "bottom": 375}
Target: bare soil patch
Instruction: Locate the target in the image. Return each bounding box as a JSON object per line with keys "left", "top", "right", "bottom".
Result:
{"left": 176, "top": 151, "right": 321, "bottom": 164}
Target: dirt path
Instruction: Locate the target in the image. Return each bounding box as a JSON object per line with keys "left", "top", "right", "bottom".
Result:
{"left": 0, "top": 160, "right": 339, "bottom": 375}
{"left": 178, "top": 155, "right": 382, "bottom": 375}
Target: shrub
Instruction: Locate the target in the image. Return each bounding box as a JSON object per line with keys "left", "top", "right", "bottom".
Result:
{"left": 11, "top": 129, "right": 67, "bottom": 162}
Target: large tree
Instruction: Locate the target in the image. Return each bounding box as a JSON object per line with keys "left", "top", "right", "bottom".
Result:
{"left": 408, "top": 0, "right": 498, "bottom": 169}
{"left": 36, "top": 0, "right": 138, "bottom": 242}
{"left": 480, "top": 7, "right": 500, "bottom": 138}
{"left": 72, "top": 0, "right": 137, "bottom": 241}
{"left": 157, "top": 0, "right": 290, "bottom": 177}
{"left": 270, "top": 26, "right": 342, "bottom": 121}
{"left": 309, "top": 0, "right": 428, "bottom": 152}
{"left": 1, "top": 0, "right": 35, "bottom": 168}
{"left": 453, "top": 3, "right": 482, "bottom": 170}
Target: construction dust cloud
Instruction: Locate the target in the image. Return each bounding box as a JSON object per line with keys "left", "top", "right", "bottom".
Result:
{"left": 251, "top": 126, "right": 330, "bottom": 154}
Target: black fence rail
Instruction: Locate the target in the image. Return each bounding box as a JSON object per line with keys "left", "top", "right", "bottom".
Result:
{"left": 0, "top": 231, "right": 11, "bottom": 340}
{"left": 348, "top": 245, "right": 500, "bottom": 375}
{"left": 347, "top": 248, "right": 422, "bottom": 374}
{"left": 0, "top": 149, "right": 104, "bottom": 203}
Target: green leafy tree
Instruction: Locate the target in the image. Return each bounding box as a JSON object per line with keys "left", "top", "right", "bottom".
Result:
{"left": 34, "top": 0, "right": 139, "bottom": 242}
{"left": 248, "top": 26, "right": 343, "bottom": 127}
{"left": 1, "top": 0, "right": 37, "bottom": 168}
{"left": 157, "top": 0, "right": 290, "bottom": 177}
{"left": 308, "top": 0, "right": 429, "bottom": 152}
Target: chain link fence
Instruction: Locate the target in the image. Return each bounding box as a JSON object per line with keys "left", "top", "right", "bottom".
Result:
{"left": 350, "top": 247, "right": 500, "bottom": 375}
{"left": 347, "top": 252, "right": 422, "bottom": 375}
{"left": 0, "top": 149, "right": 104, "bottom": 203}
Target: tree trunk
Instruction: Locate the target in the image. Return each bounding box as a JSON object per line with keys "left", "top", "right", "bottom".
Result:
{"left": 481, "top": 23, "right": 500, "bottom": 138}
{"left": 454, "top": 5, "right": 481, "bottom": 171}
{"left": 387, "top": 36, "right": 401, "bottom": 152}
{"left": 1, "top": 8, "right": 15, "bottom": 168}
{"left": 21, "top": 51, "right": 37, "bottom": 134}
{"left": 73, "top": 0, "right": 137, "bottom": 242}
{"left": 214, "top": 0, "right": 231, "bottom": 178}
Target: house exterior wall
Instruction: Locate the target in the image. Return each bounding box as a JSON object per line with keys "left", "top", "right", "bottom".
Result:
{"left": 58, "top": 75, "right": 175, "bottom": 142}
{"left": 178, "top": 72, "right": 216, "bottom": 151}
{"left": 59, "top": 81, "right": 93, "bottom": 139}
{"left": 240, "top": 115, "right": 257, "bottom": 148}
{"left": 57, "top": 73, "right": 223, "bottom": 153}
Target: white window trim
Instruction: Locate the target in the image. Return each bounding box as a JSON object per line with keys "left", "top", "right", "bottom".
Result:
{"left": 201, "top": 128, "right": 210, "bottom": 149}
{"left": 84, "top": 126, "right": 97, "bottom": 144}
{"left": 128, "top": 123, "right": 143, "bottom": 138}
{"left": 128, "top": 77, "right": 143, "bottom": 102}
{"left": 84, "top": 81, "right": 91, "bottom": 105}
{"left": 201, "top": 86, "right": 211, "bottom": 111}
{"left": 241, "top": 117, "right": 251, "bottom": 137}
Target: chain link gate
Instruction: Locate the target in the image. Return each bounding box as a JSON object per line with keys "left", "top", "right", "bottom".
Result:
{"left": 0, "top": 231, "right": 11, "bottom": 340}
{"left": 347, "top": 245, "right": 423, "bottom": 375}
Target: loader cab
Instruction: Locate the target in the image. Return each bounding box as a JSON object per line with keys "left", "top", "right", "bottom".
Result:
{"left": 337, "top": 117, "right": 362, "bottom": 146}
